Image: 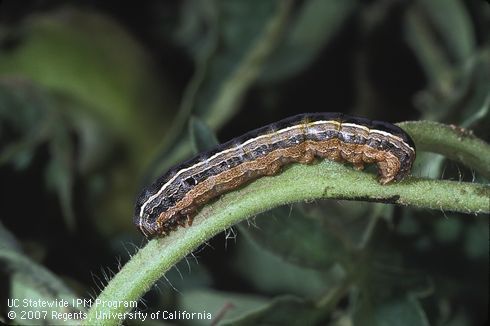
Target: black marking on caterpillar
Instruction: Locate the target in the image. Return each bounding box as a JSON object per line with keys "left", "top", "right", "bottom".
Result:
{"left": 134, "top": 113, "right": 416, "bottom": 238}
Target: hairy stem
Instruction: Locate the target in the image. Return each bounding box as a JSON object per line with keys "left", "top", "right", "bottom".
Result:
{"left": 84, "top": 120, "right": 490, "bottom": 325}
{"left": 399, "top": 120, "right": 490, "bottom": 179}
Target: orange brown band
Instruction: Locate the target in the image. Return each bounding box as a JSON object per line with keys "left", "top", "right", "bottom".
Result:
{"left": 134, "top": 113, "right": 416, "bottom": 238}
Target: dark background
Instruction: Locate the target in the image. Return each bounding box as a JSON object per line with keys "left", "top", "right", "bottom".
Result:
{"left": 0, "top": 0, "right": 488, "bottom": 325}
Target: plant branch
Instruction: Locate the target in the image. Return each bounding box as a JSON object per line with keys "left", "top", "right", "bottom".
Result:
{"left": 84, "top": 156, "right": 489, "bottom": 324}
{"left": 84, "top": 119, "right": 490, "bottom": 325}
{"left": 398, "top": 120, "right": 490, "bottom": 179}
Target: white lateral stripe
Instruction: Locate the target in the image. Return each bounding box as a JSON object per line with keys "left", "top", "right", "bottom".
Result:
{"left": 139, "top": 120, "right": 412, "bottom": 217}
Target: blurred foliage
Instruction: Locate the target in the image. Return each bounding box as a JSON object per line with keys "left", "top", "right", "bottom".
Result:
{"left": 0, "top": 0, "right": 488, "bottom": 325}
{"left": 0, "top": 223, "right": 83, "bottom": 325}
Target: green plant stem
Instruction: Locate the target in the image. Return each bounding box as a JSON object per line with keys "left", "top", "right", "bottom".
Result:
{"left": 399, "top": 121, "right": 490, "bottom": 179}
{"left": 84, "top": 120, "right": 490, "bottom": 325}
{"left": 84, "top": 160, "right": 489, "bottom": 325}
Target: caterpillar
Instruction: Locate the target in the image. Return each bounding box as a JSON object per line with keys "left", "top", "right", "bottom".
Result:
{"left": 134, "top": 113, "right": 416, "bottom": 238}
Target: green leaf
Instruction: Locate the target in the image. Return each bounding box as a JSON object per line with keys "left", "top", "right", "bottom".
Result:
{"left": 417, "top": 0, "right": 475, "bottom": 63}
{"left": 259, "top": 0, "right": 356, "bottom": 82}
{"left": 0, "top": 9, "right": 177, "bottom": 235}
{"left": 180, "top": 290, "right": 328, "bottom": 325}
{"left": 148, "top": 0, "right": 293, "bottom": 177}
{"left": 351, "top": 221, "right": 433, "bottom": 326}
{"left": 65, "top": 105, "right": 117, "bottom": 174}
{"left": 352, "top": 294, "right": 429, "bottom": 326}
{"left": 232, "top": 233, "right": 334, "bottom": 297}
{"left": 457, "top": 50, "right": 490, "bottom": 132}
{"left": 0, "top": 222, "right": 21, "bottom": 252}
{"left": 412, "top": 48, "right": 490, "bottom": 132}
{"left": 238, "top": 205, "right": 349, "bottom": 269}
{"left": 178, "top": 289, "right": 268, "bottom": 326}
{"left": 227, "top": 295, "right": 324, "bottom": 326}
{"left": 0, "top": 79, "right": 77, "bottom": 229}
{"left": 176, "top": 0, "right": 278, "bottom": 121}
{"left": 0, "top": 8, "right": 174, "bottom": 159}
{"left": 239, "top": 198, "right": 398, "bottom": 270}
{"left": 0, "top": 78, "right": 50, "bottom": 168}
{"left": 191, "top": 0, "right": 292, "bottom": 126}
{"left": 404, "top": 0, "right": 475, "bottom": 84}
{"left": 163, "top": 259, "right": 213, "bottom": 292}
{"left": 0, "top": 224, "right": 83, "bottom": 325}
